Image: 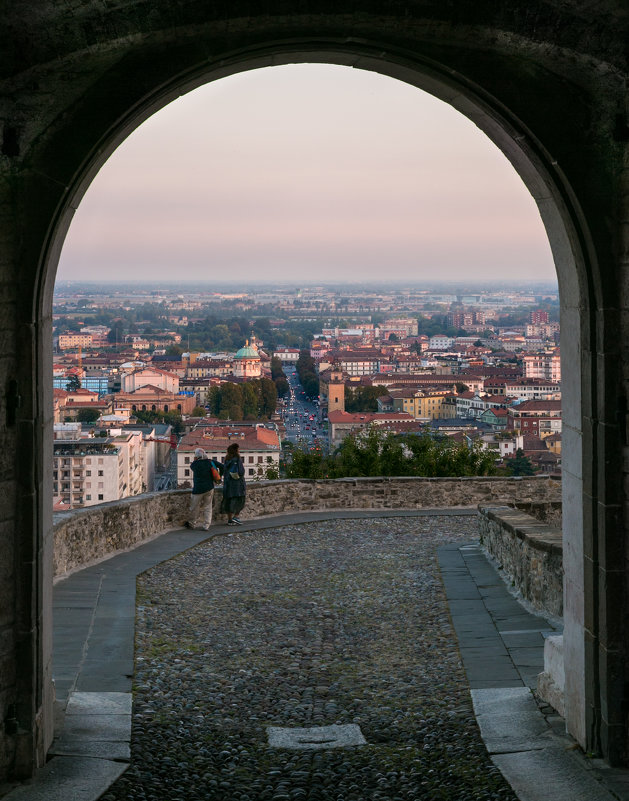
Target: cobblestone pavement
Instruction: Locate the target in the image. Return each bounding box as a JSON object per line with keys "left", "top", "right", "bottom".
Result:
{"left": 102, "top": 516, "right": 518, "bottom": 801}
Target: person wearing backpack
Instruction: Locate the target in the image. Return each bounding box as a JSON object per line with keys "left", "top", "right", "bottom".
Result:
{"left": 184, "top": 447, "right": 223, "bottom": 531}
{"left": 221, "top": 442, "right": 246, "bottom": 525}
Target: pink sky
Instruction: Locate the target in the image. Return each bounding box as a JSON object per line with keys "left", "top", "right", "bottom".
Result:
{"left": 57, "top": 64, "right": 556, "bottom": 283}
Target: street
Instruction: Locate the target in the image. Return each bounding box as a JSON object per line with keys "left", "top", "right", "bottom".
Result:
{"left": 278, "top": 367, "right": 326, "bottom": 454}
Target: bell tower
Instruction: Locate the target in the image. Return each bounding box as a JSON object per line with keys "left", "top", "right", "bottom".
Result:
{"left": 327, "top": 367, "right": 345, "bottom": 414}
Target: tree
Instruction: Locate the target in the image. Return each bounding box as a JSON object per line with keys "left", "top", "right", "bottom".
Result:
{"left": 455, "top": 382, "right": 470, "bottom": 394}
{"left": 505, "top": 448, "right": 536, "bottom": 476}
{"left": 270, "top": 356, "right": 285, "bottom": 381}
{"left": 206, "top": 386, "right": 221, "bottom": 415}
{"left": 274, "top": 376, "right": 289, "bottom": 397}
{"left": 345, "top": 385, "right": 388, "bottom": 413}
{"left": 107, "top": 320, "right": 125, "bottom": 345}
{"left": 76, "top": 408, "right": 99, "bottom": 423}
{"left": 191, "top": 406, "right": 206, "bottom": 417}
{"left": 259, "top": 377, "right": 278, "bottom": 417}
{"left": 286, "top": 428, "right": 498, "bottom": 480}
{"left": 241, "top": 382, "right": 260, "bottom": 419}
{"left": 220, "top": 382, "right": 244, "bottom": 419}
{"left": 65, "top": 375, "right": 81, "bottom": 392}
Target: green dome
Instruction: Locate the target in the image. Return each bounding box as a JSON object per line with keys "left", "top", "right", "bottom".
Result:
{"left": 234, "top": 340, "right": 259, "bottom": 359}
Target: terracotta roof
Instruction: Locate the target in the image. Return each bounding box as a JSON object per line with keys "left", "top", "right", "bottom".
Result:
{"left": 512, "top": 400, "right": 562, "bottom": 411}
{"left": 178, "top": 426, "right": 280, "bottom": 452}
{"left": 328, "top": 411, "right": 413, "bottom": 423}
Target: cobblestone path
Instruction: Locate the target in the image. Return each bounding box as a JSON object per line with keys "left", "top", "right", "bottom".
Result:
{"left": 102, "top": 516, "right": 518, "bottom": 801}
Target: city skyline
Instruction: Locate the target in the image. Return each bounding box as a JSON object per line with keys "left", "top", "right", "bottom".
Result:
{"left": 57, "top": 64, "right": 557, "bottom": 285}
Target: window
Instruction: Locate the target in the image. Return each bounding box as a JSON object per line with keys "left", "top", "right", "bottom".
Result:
{"left": 86, "top": 494, "right": 91, "bottom": 500}
{"left": 248, "top": 456, "right": 254, "bottom": 463}
{"left": 184, "top": 469, "right": 190, "bottom": 476}
{"left": 248, "top": 469, "right": 255, "bottom": 476}
{"left": 86, "top": 470, "right": 91, "bottom": 476}
{"left": 98, "top": 470, "right": 104, "bottom": 476}
{"left": 258, "top": 456, "right": 263, "bottom": 464}
{"left": 98, "top": 494, "right": 104, "bottom": 500}
{"left": 184, "top": 457, "right": 190, "bottom": 464}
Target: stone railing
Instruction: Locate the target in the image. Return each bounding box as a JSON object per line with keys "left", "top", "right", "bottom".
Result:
{"left": 53, "top": 476, "right": 561, "bottom": 578}
{"left": 478, "top": 504, "right": 563, "bottom": 617}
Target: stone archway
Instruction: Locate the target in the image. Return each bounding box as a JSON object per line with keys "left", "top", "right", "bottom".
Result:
{"left": 2, "top": 4, "right": 628, "bottom": 778}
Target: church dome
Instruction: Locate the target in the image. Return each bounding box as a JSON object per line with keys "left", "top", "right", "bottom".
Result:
{"left": 234, "top": 339, "right": 260, "bottom": 359}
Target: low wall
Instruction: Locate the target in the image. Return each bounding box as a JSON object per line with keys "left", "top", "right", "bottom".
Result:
{"left": 478, "top": 504, "right": 563, "bottom": 617}
{"left": 53, "top": 476, "right": 561, "bottom": 578}
{"left": 511, "top": 500, "right": 562, "bottom": 529}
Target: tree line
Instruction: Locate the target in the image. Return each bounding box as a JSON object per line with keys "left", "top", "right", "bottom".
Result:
{"left": 296, "top": 350, "right": 319, "bottom": 398}
{"left": 270, "top": 357, "right": 289, "bottom": 397}
{"left": 206, "top": 378, "right": 278, "bottom": 420}
{"left": 284, "top": 427, "right": 499, "bottom": 479}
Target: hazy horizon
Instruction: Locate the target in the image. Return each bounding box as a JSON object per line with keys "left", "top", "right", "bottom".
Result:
{"left": 57, "top": 64, "right": 557, "bottom": 285}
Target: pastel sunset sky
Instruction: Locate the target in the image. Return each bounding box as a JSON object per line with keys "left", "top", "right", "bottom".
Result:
{"left": 57, "top": 64, "right": 556, "bottom": 284}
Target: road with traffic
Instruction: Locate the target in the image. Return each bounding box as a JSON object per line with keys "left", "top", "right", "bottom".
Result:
{"left": 278, "top": 368, "right": 327, "bottom": 454}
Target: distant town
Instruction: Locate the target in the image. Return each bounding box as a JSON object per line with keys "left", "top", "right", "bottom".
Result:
{"left": 52, "top": 280, "right": 561, "bottom": 511}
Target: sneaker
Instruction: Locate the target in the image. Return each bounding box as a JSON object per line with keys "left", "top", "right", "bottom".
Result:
{"left": 232, "top": 517, "right": 242, "bottom": 524}
{"left": 227, "top": 520, "right": 238, "bottom": 526}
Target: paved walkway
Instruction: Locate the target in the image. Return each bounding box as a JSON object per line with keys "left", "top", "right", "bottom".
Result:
{"left": 4, "top": 510, "right": 628, "bottom": 800}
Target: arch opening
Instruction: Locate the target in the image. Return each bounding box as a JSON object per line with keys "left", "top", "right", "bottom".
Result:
{"left": 32, "top": 42, "right": 612, "bottom": 777}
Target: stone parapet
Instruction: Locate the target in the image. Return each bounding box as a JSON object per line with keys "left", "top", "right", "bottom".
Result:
{"left": 478, "top": 504, "right": 563, "bottom": 617}
{"left": 53, "top": 476, "right": 561, "bottom": 579}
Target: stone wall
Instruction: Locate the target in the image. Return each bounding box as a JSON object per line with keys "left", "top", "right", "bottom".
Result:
{"left": 53, "top": 476, "right": 561, "bottom": 578}
{"left": 479, "top": 505, "right": 563, "bottom": 617}
{"left": 513, "top": 501, "right": 562, "bottom": 529}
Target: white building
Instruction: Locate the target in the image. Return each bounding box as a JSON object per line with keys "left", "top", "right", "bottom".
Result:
{"left": 428, "top": 336, "right": 455, "bottom": 350}
{"left": 523, "top": 349, "right": 561, "bottom": 382}
{"left": 503, "top": 379, "right": 561, "bottom": 402}
{"left": 122, "top": 366, "right": 180, "bottom": 394}
{"left": 53, "top": 424, "right": 147, "bottom": 509}
{"left": 273, "top": 347, "right": 300, "bottom": 364}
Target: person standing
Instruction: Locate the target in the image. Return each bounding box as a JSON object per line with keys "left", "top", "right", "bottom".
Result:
{"left": 184, "top": 448, "right": 222, "bottom": 531}
{"left": 221, "top": 442, "right": 246, "bottom": 525}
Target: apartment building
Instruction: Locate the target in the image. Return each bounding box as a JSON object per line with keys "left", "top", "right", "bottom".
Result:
{"left": 58, "top": 332, "right": 93, "bottom": 350}
{"left": 428, "top": 336, "right": 455, "bottom": 350}
{"left": 53, "top": 424, "right": 146, "bottom": 509}
{"left": 455, "top": 392, "right": 508, "bottom": 419}
{"left": 385, "top": 388, "right": 453, "bottom": 420}
{"left": 503, "top": 378, "right": 561, "bottom": 402}
{"left": 507, "top": 400, "right": 562, "bottom": 438}
{"left": 523, "top": 349, "right": 561, "bottom": 382}
{"left": 186, "top": 359, "right": 231, "bottom": 379}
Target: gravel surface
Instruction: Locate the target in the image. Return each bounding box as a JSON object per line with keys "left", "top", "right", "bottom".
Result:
{"left": 102, "top": 516, "right": 518, "bottom": 801}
